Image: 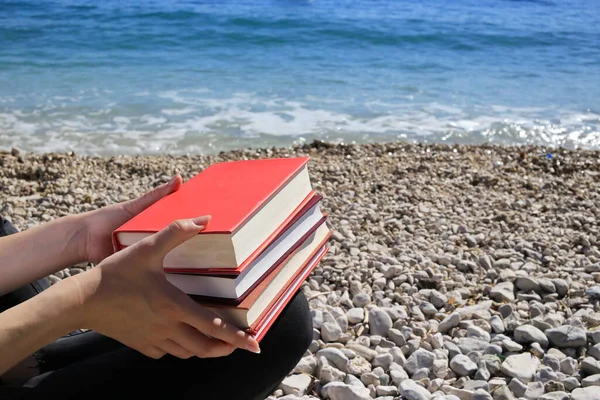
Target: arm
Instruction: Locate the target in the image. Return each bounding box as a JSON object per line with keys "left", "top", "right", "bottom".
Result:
{"left": 0, "top": 175, "right": 181, "bottom": 295}
{"left": 0, "top": 215, "right": 87, "bottom": 295}
{"left": 0, "top": 278, "right": 83, "bottom": 375}
{"left": 0, "top": 216, "right": 260, "bottom": 376}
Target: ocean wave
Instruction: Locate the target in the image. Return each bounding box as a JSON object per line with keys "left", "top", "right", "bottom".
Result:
{"left": 0, "top": 94, "right": 597, "bottom": 155}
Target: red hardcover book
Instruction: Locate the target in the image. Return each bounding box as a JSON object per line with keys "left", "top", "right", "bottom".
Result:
{"left": 165, "top": 192, "right": 322, "bottom": 276}
{"left": 166, "top": 212, "right": 328, "bottom": 301}
{"left": 112, "top": 157, "right": 312, "bottom": 271}
{"left": 251, "top": 245, "right": 329, "bottom": 342}
{"left": 200, "top": 238, "right": 330, "bottom": 342}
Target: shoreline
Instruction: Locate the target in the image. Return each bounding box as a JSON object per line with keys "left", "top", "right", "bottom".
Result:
{"left": 1, "top": 140, "right": 600, "bottom": 399}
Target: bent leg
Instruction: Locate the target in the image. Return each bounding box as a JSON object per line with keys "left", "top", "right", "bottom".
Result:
{"left": 24, "top": 291, "right": 313, "bottom": 400}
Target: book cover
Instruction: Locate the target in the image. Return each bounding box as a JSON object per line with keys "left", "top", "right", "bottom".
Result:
{"left": 113, "top": 157, "right": 310, "bottom": 244}
{"left": 187, "top": 221, "right": 330, "bottom": 304}
{"left": 164, "top": 192, "right": 322, "bottom": 276}
{"left": 250, "top": 245, "right": 329, "bottom": 342}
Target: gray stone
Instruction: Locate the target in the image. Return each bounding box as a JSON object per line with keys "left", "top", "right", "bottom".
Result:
{"left": 317, "top": 348, "right": 350, "bottom": 372}
{"left": 346, "top": 356, "right": 372, "bottom": 375}
{"left": 322, "top": 322, "right": 344, "bottom": 342}
{"left": 490, "top": 315, "right": 505, "bottom": 333}
{"left": 500, "top": 353, "right": 540, "bottom": 383}
{"left": 345, "top": 374, "right": 365, "bottom": 388}
{"left": 433, "top": 358, "right": 449, "bottom": 379}
{"left": 515, "top": 277, "right": 540, "bottom": 292}
{"left": 294, "top": 356, "right": 318, "bottom": 375}
{"left": 563, "top": 376, "right": 581, "bottom": 391}
{"left": 390, "top": 367, "right": 409, "bottom": 386}
{"left": 441, "top": 385, "right": 474, "bottom": 400}
{"left": 346, "top": 344, "right": 377, "bottom": 362}
{"left": 353, "top": 293, "right": 371, "bottom": 308}
{"left": 369, "top": 308, "right": 393, "bottom": 336}
{"left": 586, "top": 286, "right": 600, "bottom": 300}
{"left": 589, "top": 343, "right": 600, "bottom": 360}
{"left": 546, "top": 325, "right": 587, "bottom": 348}
{"left": 491, "top": 385, "right": 515, "bottom": 400}
{"left": 372, "top": 353, "right": 393, "bottom": 370}
{"left": 322, "top": 382, "right": 371, "bottom": 400}
{"left": 508, "top": 378, "right": 527, "bottom": 398}
{"left": 571, "top": 387, "right": 598, "bottom": 400}
{"left": 405, "top": 349, "right": 435, "bottom": 375}
{"left": 582, "top": 357, "right": 600, "bottom": 375}
{"left": 467, "top": 325, "right": 491, "bottom": 342}
{"left": 388, "top": 328, "right": 406, "bottom": 347}
{"left": 502, "top": 339, "right": 523, "bottom": 352}
{"left": 514, "top": 325, "right": 549, "bottom": 348}
{"left": 457, "top": 337, "right": 489, "bottom": 354}
{"left": 430, "top": 290, "right": 448, "bottom": 309}
{"left": 439, "top": 312, "right": 461, "bottom": 333}
{"left": 490, "top": 282, "right": 515, "bottom": 302}
{"left": 524, "top": 382, "right": 545, "bottom": 399}
{"left": 399, "top": 379, "right": 432, "bottom": 400}
{"left": 582, "top": 374, "right": 600, "bottom": 387}
{"left": 538, "top": 392, "right": 569, "bottom": 400}
{"left": 280, "top": 374, "right": 312, "bottom": 396}
{"left": 472, "top": 389, "right": 493, "bottom": 400}
{"left": 347, "top": 308, "right": 365, "bottom": 324}
{"left": 450, "top": 354, "right": 478, "bottom": 377}
{"left": 560, "top": 357, "right": 578, "bottom": 375}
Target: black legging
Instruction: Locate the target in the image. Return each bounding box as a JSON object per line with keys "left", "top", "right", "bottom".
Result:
{"left": 0, "top": 217, "right": 313, "bottom": 400}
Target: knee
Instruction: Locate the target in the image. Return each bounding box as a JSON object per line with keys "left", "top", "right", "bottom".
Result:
{"left": 260, "top": 291, "right": 313, "bottom": 364}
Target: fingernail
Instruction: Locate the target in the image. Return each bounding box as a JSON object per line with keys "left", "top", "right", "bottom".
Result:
{"left": 167, "top": 175, "right": 180, "bottom": 187}
{"left": 192, "top": 215, "right": 211, "bottom": 227}
{"left": 246, "top": 344, "right": 261, "bottom": 354}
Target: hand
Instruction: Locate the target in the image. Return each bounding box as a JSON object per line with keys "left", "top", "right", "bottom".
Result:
{"left": 71, "top": 215, "right": 261, "bottom": 359}
{"left": 81, "top": 175, "right": 182, "bottom": 264}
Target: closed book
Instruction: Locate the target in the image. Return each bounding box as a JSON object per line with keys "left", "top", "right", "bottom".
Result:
{"left": 165, "top": 204, "right": 327, "bottom": 300}
{"left": 112, "top": 157, "right": 312, "bottom": 270}
{"left": 199, "top": 241, "right": 330, "bottom": 340}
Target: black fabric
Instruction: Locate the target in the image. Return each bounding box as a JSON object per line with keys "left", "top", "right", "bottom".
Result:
{"left": 0, "top": 216, "right": 313, "bottom": 400}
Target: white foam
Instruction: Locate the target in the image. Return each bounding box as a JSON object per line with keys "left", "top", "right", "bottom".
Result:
{"left": 0, "top": 93, "right": 598, "bottom": 155}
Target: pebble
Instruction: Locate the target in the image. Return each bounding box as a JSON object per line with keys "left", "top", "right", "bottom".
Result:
{"left": 500, "top": 353, "right": 540, "bottom": 383}
{"left": 545, "top": 325, "right": 587, "bottom": 348}
{"left": 449, "top": 355, "right": 478, "bottom": 377}
{"left": 399, "top": 379, "right": 432, "bottom": 400}
{"left": 7, "top": 144, "right": 600, "bottom": 400}
{"left": 514, "top": 325, "right": 549, "bottom": 348}
{"left": 280, "top": 374, "right": 313, "bottom": 396}
{"left": 369, "top": 308, "right": 393, "bottom": 337}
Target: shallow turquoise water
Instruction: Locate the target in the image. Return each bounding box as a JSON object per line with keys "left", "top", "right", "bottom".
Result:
{"left": 0, "top": 0, "right": 599, "bottom": 154}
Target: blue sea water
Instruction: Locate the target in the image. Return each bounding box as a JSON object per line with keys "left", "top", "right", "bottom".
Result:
{"left": 0, "top": 0, "right": 599, "bottom": 155}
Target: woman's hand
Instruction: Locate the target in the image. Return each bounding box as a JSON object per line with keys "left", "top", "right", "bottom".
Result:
{"left": 71, "top": 215, "right": 261, "bottom": 359}
{"left": 81, "top": 175, "right": 182, "bottom": 264}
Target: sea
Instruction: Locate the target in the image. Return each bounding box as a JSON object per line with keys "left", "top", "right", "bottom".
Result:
{"left": 0, "top": 0, "right": 599, "bottom": 155}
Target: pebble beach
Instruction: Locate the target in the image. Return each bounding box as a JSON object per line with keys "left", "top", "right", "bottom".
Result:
{"left": 1, "top": 141, "right": 600, "bottom": 400}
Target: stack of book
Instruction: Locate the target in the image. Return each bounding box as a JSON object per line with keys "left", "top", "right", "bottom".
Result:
{"left": 112, "top": 157, "right": 330, "bottom": 341}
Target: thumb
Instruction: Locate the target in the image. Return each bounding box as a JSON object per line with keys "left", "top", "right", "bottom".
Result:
{"left": 145, "top": 215, "right": 211, "bottom": 260}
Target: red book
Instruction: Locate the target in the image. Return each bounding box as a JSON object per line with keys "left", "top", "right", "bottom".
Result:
{"left": 199, "top": 232, "right": 330, "bottom": 342}
{"left": 112, "top": 157, "right": 312, "bottom": 271}
{"left": 166, "top": 210, "right": 328, "bottom": 301}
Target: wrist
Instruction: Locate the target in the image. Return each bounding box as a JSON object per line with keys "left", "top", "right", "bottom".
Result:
{"left": 72, "top": 211, "right": 95, "bottom": 264}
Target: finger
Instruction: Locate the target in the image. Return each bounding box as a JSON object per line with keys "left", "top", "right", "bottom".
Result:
{"left": 178, "top": 299, "right": 261, "bottom": 354}
{"left": 142, "top": 345, "right": 167, "bottom": 360}
{"left": 123, "top": 175, "right": 182, "bottom": 216}
{"left": 171, "top": 322, "right": 236, "bottom": 358}
{"left": 158, "top": 339, "right": 194, "bottom": 359}
{"left": 145, "top": 215, "right": 211, "bottom": 258}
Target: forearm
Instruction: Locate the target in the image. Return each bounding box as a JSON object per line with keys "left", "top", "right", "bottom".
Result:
{"left": 0, "top": 215, "right": 87, "bottom": 295}
{"left": 0, "top": 278, "right": 83, "bottom": 375}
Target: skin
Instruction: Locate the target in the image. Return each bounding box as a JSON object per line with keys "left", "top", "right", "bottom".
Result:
{"left": 0, "top": 175, "right": 260, "bottom": 377}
